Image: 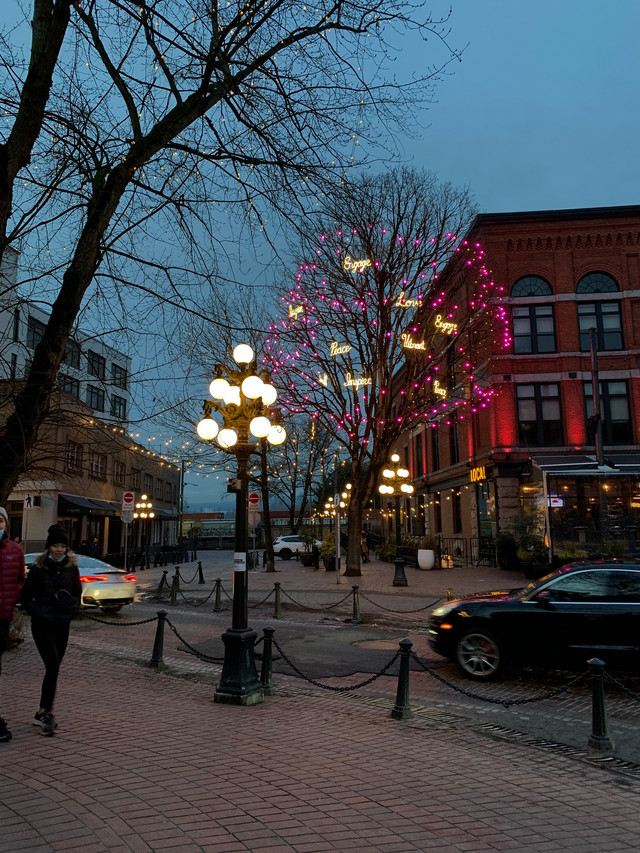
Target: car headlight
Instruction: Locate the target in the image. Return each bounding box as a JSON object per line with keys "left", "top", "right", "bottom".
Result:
{"left": 431, "top": 602, "right": 459, "bottom": 618}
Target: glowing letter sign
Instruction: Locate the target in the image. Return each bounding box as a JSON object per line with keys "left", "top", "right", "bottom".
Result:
{"left": 329, "top": 341, "right": 352, "bottom": 357}
{"left": 344, "top": 372, "right": 372, "bottom": 390}
{"left": 434, "top": 314, "right": 458, "bottom": 335}
{"left": 401, "top": 332, "right": 426, "bottom": 351}
{"left": 393, "top": 291, "right": 422, "bottom": 308}
{"left": 343, "top": 255, "right": 372, "bottom": 273}
{"left": 433, "top": 379, "right": 447, "bottom": 399}
{"left": 469, "top": 465, "right": 487, "bottom": 483}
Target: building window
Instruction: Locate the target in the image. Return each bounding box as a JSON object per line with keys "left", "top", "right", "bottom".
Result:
{"left": 89, "top": 452, "right": 108, "bottom": 480}
{"left": 164, "top": 481, "right": 172, "bottom": 502}
{"left": 113, "top": 460, "right": 126, "bottom": 485}
{"left": 511, "top": 275, "right": 553, "bottom": 297}
{"left": 63, "top": 339, "right": 81, "bottom": 369}
{"left": 512, "top": 304, "right": 556, "bottom": 354}
{"left": 87, "top": 350, "right": 106, "bottom": 380}
{"left": 155, "top": 478, "right": 164, "bottom": 500}
{"left": 27, "top": 316, "right": 46, "bottom": 349}
{"left": 431, "top": 426, "right": 440, "bottom": 472}
{"left": 578, "top": 302, "right": 623, "bottom": 351}
{"left": 516, "top": 383, "right": 563, "bottom": 446}
{"left": 434, "top": 492, "right": 442, "bottom": 534}
{"left": 131, "top": 468, "right": 141, "bottom": 490}
{"left": 60, "top": 374, "right": 80, "bottom": 397}
{"left": 66, "top": 441, "right": 83, "bottom": 473}
{"left": 414, "top": 432, "right": 423, "bottom": 478}
{"left": 12, "top": 308, "right": 20, "bottom": 342}
{"left": 10, "top": 353, "right": 17, "bottom": 380}
{"left": 87, "top": 384, "right": 105, "bottom": 412}
{"left": 112, "top": 363, "right": 128, "bottom": 389}
{"left": 576, "top": 271, "right": 619, "bottom": 294}
{"left": 143, "top": 473, "right": 153, "bottom": 496}
{"left": 584, "top": 380, "right": 632, "bottom": 445}
{"left": 449, "top": 416, "right": 459, "bottom": 466}
{"left": 452, "top": 488, "right": 462, "bottom": 535}
{"left": 110, "top": 395, "right": 127, "bottom": 420}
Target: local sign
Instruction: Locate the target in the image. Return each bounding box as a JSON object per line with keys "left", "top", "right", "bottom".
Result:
{"left": 469, "top": 465, "right": 487, "bottom": 483}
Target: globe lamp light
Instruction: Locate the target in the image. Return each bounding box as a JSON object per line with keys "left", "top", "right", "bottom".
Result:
{"left": 242, "top": 375, "right": 264, "bottom": 399}
{"left": 218, "top": 428, "right": 239, "bottom": 448}
{"left": 196, "top": 418, "right": 220, "bottom": 441}
{"left": 249, "top": 416, "right": 271, "bottom": 438}
{"left": 209, "top": 377, "right": 230, "bottom": 399}
{"left": 233, "top": 344, "right": 254, "bottom": 365}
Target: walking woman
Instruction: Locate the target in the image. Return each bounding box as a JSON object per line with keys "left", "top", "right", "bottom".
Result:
{"left": 0, "top": 507, "right": 24, "bottom": 742}
{"left": 20, "top": 526, "right": 81, "bottom": 736}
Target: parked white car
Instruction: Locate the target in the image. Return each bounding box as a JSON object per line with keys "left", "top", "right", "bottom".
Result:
{"left": 272, "top": 535, "right": 322, "bottom": 560}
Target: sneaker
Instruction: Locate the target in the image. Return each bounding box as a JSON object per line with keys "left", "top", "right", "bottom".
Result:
{"left": 0, "top": 717, "right": 11, "bottom": 742}
{"left": 39, "top": 713, "right": 55, "bottom": 737}
{"left": 33, "top": 711, "right": 58, "bottom": 730}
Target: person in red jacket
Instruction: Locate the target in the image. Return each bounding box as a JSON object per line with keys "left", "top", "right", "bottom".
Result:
{"left": 0, "top": 507, "right": 24, "bottom": 742}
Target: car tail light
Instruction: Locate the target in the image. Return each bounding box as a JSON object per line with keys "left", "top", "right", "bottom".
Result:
{"left": 124, "top": 575, "right": 136, "bottom": 582}
{"left": 440, "top": 623, "right": 453, "bottom": 630}
{"left": 80, "top": 575, "right": 109, "bottom": 583}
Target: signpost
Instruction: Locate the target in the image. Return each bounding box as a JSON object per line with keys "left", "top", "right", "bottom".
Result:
{"left": 122, "top": 491, "right": 135, "bottom": 570}
{"left": 248, "top": 492, "right": 261, "bottom": 564}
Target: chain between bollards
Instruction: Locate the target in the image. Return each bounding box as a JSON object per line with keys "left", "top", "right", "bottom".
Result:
{"left": 260, "top": 627, "right": 275, "bottom": 695}
{"left": 149, "top": 610, "right": 167, "bottom": 668}
{"left": 274, "top": 582, "right": 282, "bottom": 619}
{"left": 351, "top": 585, "right": 362, "bottom": 624}
{"left": 391, "top": 638, "right": 413, "bottom": 720}
{"left": 588, "top": 657, "right": 614, "bottom": 753}
{"left": 198, "top": 561, "right": 205, "bottom": 584}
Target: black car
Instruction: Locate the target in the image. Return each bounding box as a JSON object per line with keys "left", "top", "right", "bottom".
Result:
{"left": 427, "top": 562, "right": 640, "bottom": 680}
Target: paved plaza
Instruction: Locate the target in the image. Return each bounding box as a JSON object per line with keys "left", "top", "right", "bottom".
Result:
{"left": 1, "top": 554, "right": 640, "bottom": 852}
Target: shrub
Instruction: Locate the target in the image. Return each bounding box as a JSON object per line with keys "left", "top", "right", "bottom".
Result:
{"left": 603, "top": 540, "right": 628, "bottom": 559}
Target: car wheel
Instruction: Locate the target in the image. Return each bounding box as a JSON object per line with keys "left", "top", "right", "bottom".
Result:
{"left": 100, "top": 605, "right": 123, "bottom": 615}
{"left": 279, "top": 548, "right": 292, "bottom": 560}
{"left": 455, "top": 629, "right": 503, "bottom": 680}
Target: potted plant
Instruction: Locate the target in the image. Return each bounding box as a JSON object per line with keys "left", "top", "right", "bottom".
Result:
{"left": 495, "top": 532, "right": 520, "bottom": 571}
{"left": 603, "top": 540, "right": 628, "bottom": 560}
{"left": 517, "top": 537, "right": 550, "bottom": 579}
{"left": 417, "top": 535, "right": 437, "bottom": 570}
{"left": 299, "top": 526, "right": 318, "bottom": 567}
{"left": 320, "top": 535, "right": 336, "bottom": 570}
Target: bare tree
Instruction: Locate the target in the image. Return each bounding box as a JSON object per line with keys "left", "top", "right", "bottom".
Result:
{"left": 265, "top": 167, "right": 508, "bottom": 574}
{"left": 0, "top": 0, "right": 463, "bottom": 503}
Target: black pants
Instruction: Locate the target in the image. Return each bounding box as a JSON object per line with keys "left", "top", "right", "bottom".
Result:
{"left": 31, "top": 621, "right": 70, "bottom": 712}
{"left": 0, "top": 620, "right": 9, "bottom": 707}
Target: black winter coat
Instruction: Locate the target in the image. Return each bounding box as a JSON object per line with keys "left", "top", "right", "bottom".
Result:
{"left": 20, "top": 555, "right": 82, "bottom": 628}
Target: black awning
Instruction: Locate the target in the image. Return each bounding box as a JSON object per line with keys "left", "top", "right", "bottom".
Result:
{"left": 531, "top": 454, "right": 640, "bottom": 477}
{"left": 59, "top": 494, "right": 119, "bottom": 515}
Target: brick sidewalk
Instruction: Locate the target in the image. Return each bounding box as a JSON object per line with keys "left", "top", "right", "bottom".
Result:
{"left": 2, "top": 628, "right": 640, "bottom": 851}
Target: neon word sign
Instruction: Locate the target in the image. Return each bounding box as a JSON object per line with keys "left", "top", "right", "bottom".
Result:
{"left": 393, "top": 291, "right": 422, "bottom": 308}
{"left": 401, "top": 333, "right": 426, "bottom": 351}
{"left": 318, "top": 373, "right": 329, "bottom": 387}
{"left": 434, "top": 379, "right": 447, "bottom": 398}
{"left": 434, "top": 314, "right": 457, "bottom": 335}
{"left": 343, "top": 255, "right": 372, "bottom": 273}
{"left": 469, "top": 465, "right": 487, "bottom": 483}
{"left": 288, "top": 304, "right": 304, "bottom": 319}
{"left": 344, "top": 372, "right": 372, "bottom": 390}
{"left": 330, "top": 341, "right": 352, "bottom": 357}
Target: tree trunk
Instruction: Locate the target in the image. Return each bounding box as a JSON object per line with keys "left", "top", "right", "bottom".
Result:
{"left": 344, "top": 499, "right": 363, "bottom": 576}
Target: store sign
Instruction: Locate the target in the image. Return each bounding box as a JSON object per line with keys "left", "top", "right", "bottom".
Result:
{"left": 469, "top": 465, "right": 487, "bottom": 483}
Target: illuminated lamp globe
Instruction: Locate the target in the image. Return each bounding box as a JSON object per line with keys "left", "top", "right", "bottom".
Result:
{"left": 401, "top": 483, "right": 414, "bottom": 494}
{"left": 267, "top": 424, "right": 287, "bottom": 445}
{"left": 391, "top": 453, "right": 400, "bottom": 463}
{"left": 378, "top": 484, "right": 389, "bottom": 495}
{"left": 242, "top": 375, "right": 264, "bottom": 399}
{"left": 218, "top": 428, "right": 238, "bottom": 449}
{"left": 223, "top": 385, "right": 241, "bottom": 406}
{"left": 397, "top": 468, "right": 410, "bottom": 478}
{"left": 209, "top": 377, "right": 230, "bottom": 399}
{"left": 382, "top": 468, "right": 395, "bottom": 479}
{"left": 141, "top": 494, "right": 149, "bottom": 501}
{"left": 260, "top": 384, "right": 277, "bottom": 405}
{"left": 149, "top": 512, "right": 155, "bottom": 518}
{"left": 196, "top": 418, "right": 220, "bottom": 441}
{"left": 233, "top": 344, "right": 254, "bottom": 365}
{"left": 249, "top": 416, "right": 271, "bottom": 438}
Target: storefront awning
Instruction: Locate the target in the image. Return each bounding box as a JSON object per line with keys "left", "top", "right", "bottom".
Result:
{"left": 531, "top": 454, "right": 640, "bottom": 476}
{"left": 59, "top": 494, "right": 120, "bottom": 515}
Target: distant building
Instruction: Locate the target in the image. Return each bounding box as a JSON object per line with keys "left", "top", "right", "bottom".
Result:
{"left": 0, "top": 249, "right": 179, "bottom": 554}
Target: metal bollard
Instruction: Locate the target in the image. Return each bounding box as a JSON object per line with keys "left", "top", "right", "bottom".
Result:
{"left": 260, "top": 627, "right": 275, "bottom": 695}
{"left": 145, "top": 551, "right": 151, "bottom": 571}
{"left": 351, "top": 585, "right": 362, "bottom": 624}
{"left": 391, "top": 639, "right": 413, "bottom": 720}
{"left": 445, "top": 588, "right": 454, "bottom": 601}
{"left": 588, "top": 657, "right": 614, "bottom": 752}
{"left": 214, "top": 578, "right": 222, "bottom": 612}
{"left": 150, "top": 611, "right": 168, "bottom": 668}
{"left": 170, "top": 572, "right": 179, "bottom": 606}
{"left": 274, "top": 582, "right": 282, "bottom": 619}
{"left": 174, "top": 566, "right": 181, "bottom": 591}
{"left": 156, "top": 570, "right": 169, "bottom": 596}
{"left": 198, "top": 561, "right": 205, "bottom": 584}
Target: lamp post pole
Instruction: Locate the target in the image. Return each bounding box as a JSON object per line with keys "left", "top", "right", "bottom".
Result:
{"left": 379, "top": 452, "right": 413, "bottom": 587}
{"left": 195, "top": 343, "right": 286, "bottom": 705}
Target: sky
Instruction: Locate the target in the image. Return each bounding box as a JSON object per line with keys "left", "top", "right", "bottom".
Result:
{"left": 183, "top": 0, "right": 640, "bottom": 510}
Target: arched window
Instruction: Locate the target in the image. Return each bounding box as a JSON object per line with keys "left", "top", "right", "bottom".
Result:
{"left": 511, "top": 276, "right": 556, "bottom": 353}
{"left": 511, "top": 275, "right": 553, "bottom": 297}
{"left": 576, "top": 271, "right": 619, "bottom": 293}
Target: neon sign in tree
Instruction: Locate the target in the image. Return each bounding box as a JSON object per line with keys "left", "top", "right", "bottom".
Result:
{"left": 265, "top": 169, "right": 510, "bottom": 575}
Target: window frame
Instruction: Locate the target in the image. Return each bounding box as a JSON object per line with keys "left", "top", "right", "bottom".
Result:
{"left": 86, "top": 384, "right": 106, "bottom": 412}
{"left": 516, "top": 382, "right": 563, "bottom": 446}
{"left": 512, "top": 303, "right": 557, "bottom": 354}
{"left": 110, "top": 394, "right": 127, "bottom": 420}
{"left": 584, "top": 379, "right": 632, "bottom": 445}
{"left": 578, "top": 301, "right": 623, "bottom": 352}
{"left": 26, "top": 316, "right": 46, "bottom": 349}
{"left": 87, "top": 350, "right": 106, "bottom": 380}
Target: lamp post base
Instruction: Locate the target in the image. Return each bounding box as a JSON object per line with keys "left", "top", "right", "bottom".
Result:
{"left": 392, "top": 557, "right": 408, "bottom": 587}
{"left": 214, "top": 628, "right": 264, "bottom": 705}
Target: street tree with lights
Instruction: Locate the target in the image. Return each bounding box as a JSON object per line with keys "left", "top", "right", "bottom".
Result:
{"left": 265, "top": 168, "right": 510, "bottom": 575}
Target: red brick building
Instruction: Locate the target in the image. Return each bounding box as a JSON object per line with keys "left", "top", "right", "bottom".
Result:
{"left": 403, "top": 205, "right": 640, "bottom": 561}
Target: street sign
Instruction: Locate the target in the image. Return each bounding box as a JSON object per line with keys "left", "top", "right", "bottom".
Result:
{"left": 249, "top": 510, "right": 260, "bottom": 527}
{"left": 248, "top": 491, "right": 261, "bottom": 508}
{"left": 121, "top": 509, "right": 134, "bottom": 524}
{"left": 23, "top": 494, "right": 34, "bottom": 511}
{"left": 122, "top": 491, "right": 135, "bottom": 511}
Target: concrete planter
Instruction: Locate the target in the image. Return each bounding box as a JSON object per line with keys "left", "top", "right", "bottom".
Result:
{"left": 417, "top": 548, "right": 436, "bottom": 570}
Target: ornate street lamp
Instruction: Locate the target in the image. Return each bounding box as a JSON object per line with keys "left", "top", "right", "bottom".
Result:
{"left": 196, "top": 343, "right": 286, "bottom": 705}
{"left": 378, "top": 453, "right": 414, "bottom": 587}
{"left": 324, "top": 483, "right": 351, "bottom": 578}
{"left": 133, "top": 494, "right": 154, "bottom": 564}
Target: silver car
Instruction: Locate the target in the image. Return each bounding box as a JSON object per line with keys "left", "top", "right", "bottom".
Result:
{"left": 24, "top": 554, "right": 137, "bottom": 615}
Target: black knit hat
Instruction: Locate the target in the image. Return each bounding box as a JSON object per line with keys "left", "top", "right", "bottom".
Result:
{"left": 46, "top": 525, "right": 69, "bottom": 549}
